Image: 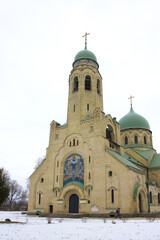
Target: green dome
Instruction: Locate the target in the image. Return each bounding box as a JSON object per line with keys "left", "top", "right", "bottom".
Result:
{"left": 74, "top": 49, "right": 97, "bottom": 62}
{"left": 119, "top": 107, "right": 150, "bottom": 131}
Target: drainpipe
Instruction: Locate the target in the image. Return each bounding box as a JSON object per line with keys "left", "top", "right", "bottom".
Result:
{"left": 146, "top": 168, "right": 150, "bottom": 213}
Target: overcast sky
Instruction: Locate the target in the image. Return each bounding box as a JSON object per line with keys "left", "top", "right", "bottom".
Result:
{"left": 0, "top": 0, "right": 160, "bottom": 188}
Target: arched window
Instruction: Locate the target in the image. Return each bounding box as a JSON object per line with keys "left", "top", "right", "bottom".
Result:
{"left": 89, "top": 156, "right": 91, "bottom": 163}
{"left": 97, "top": 79, "right": 100, "bottom": 94}
{"left": 87, "top": 104, "right": 89, "bottom": 111}
{"left": 158, "top": 193, "right": 160, "bottom": 204}
{"left": 38, "top": 192, "right": 41, "bottom": 205}
{"left": 150, "top": 191, "right": 152, "bottom": 203}
{"left": 144, "top": 136, "right": 147, "bottom": 144}
{"left": 89, "top": 172, "right": 91, "bottom": 180}
{"left": 41, "top": 178, "right": 44, "bottom": 183}
{"left": 125, "top": 136, "right": 128, "bottom": 145}
{"left": 111, "top": 189, "right": 114, "bottom": 203}
{"left": 85, "top": 75, "right": 91, "bottom": 90}
{"left": 88, "top": 189, "right": 90, "bottom": 196}
{"left": 73, "top": 139, "right": 75, "bottom": 146}
{"left": 77, "top": 140, "right": 79, "bottom": 145}
{"left": 135, "top": 135, "right": 138, "bottom": 144}
{"left": 73, "top": 76, "right": 78, "bottom": 91}
{"left": 106, "top": 126, "right": 112, "bottom": 141}
{"left": 108, "top": 171, "right": 112, "bottom": 177}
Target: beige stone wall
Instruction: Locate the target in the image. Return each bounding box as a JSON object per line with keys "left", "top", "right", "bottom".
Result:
{"left": 28, "top": 54, "right": 160, "bottom": 215}
{"left": 28, "top": 113, "right": 149, "bottom": 214}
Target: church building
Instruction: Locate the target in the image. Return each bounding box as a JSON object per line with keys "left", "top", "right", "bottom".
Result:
{"left": 28, "top": 34, "right": 160, "bottom": 214}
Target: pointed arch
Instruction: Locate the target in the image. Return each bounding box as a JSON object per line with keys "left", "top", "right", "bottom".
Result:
{"left": 134, "top": 135, "right": 138, "bottom": 144}
{"left": 106, "top": 124, "right": 115, "bottom": 142}
{"left": 97, "top": 79, "right": 100, "bottom": 94}
{"left": 85, "top": 75, "right": 91, "bottom": 90}
{"left": 73, "top": 76, "right": 78, "bottom": 92}
{"left": 125, "top": 136, "right": 128, "bottom": 145}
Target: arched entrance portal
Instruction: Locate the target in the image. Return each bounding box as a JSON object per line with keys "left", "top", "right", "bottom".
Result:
{"left": 69, "top": 194, "right": 79, "bottom": 213}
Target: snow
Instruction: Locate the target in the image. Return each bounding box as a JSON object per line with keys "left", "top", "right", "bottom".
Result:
{"left": 0, "top": 211, "right": 160, "bottom": 240}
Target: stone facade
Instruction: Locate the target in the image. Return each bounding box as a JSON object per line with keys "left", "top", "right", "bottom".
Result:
{"left": 28, "top": 44, "right": 160, "bottom": 214}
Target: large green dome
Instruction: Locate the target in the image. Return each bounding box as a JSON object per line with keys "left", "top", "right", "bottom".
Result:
{"left": 74, "top": 49, "right": 97, "bottom": 62}
{"left": 119, "top": 107, "right": 150, "bottom": 131}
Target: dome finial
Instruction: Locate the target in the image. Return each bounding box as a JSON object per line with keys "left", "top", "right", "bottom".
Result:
{"left": 82, "top": 32, "right": 90, "bottom": 50}
{"left": 128, "top": 95, "right": 134, "bottom": 109}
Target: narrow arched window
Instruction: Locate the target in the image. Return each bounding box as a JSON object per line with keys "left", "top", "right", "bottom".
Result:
{"left": 144, "top": 136, "right": 147, "bottom": 144}
{"left": 73, "top": 76, "right": 78, "bottom": 91}
{"left": 89, "top": 156, "right": 91, "bottom": 163}
{"left": 158, "top": 193, "right": 160, "bottom": 204}
{"left": 77, "top": 140, "right": 79, "bottom": 145}
{"left": 87, "top": 104, "right": 89, "bottom": 111}
{"left": 89, "top": 172, "right": 91, "bottom": 180}
{"left": 97, "top": 79, "right": 100, "bottom": 94}
{"left": 38, "top": 192, "right": 41, "bottom": 204}
{"left": 150, "top": 191, "right": 152, "bottom": 203}
{"left": 70, "top": 141, "right": 71, "bottom": 147}
{"left": 88, "top": 189, "right": 90, "bottom": 196}
{"left": 125, "top": 136, "right": 128, "bottom": 145}
{"left": 73, "top": 139, "right": 75, "bottom": 146}
{"left": 85, "top": 75, "right": 91, "bottom": 90}
{"left": 111, "top": 189, "right": 114, "bottom": 203}
{"left": 135, "top": 135, "right": 138, "bottom": 144}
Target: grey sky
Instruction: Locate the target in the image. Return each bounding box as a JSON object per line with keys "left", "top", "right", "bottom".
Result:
{"left": 0, "top": 0, "right": 160, "bottom": 187}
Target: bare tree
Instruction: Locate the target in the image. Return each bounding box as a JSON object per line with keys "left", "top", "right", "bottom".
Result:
{"left": 34, "top": 155, "right": 46, "bottom": 170}
{"left": 16, "top": 189, "right": 28, "bottom": 211}
{"left": 7, "top": 180, "right": 23, "bottom": 210}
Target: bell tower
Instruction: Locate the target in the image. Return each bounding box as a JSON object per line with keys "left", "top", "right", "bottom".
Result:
{"left": 67, "top": 33, "right": 103, "bottom": 125}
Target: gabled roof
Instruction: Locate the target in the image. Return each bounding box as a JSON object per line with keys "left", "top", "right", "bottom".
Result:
{"left": 107, "top": 149, "right": 145, "bottom": 173}
{"left": 133, "top": 149, "right": 153, "bottom": 160}
{"left": 149, "top": 154, "right": 160, "bottom": 169}
{"left": 124, "top": 153, "right": 145, "bottom": 167}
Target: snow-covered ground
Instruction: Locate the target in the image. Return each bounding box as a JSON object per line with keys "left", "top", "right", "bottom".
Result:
{"left": 0, "top": 211, "right": 160, "bottom": 240}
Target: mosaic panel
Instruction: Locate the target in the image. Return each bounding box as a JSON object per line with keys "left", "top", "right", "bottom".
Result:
{"left": 63, "top": 154, "right": 84, "bottom": 186}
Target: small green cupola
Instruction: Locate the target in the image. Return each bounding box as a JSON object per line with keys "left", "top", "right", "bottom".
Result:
{"left": 119, "top": 106, "right": 150, "bottom": 131}
{"left": 73, "top": 32, "right": 99, "bottom": 69}
{"left": 74, "top": 49, "right": 97, "bottom": 62}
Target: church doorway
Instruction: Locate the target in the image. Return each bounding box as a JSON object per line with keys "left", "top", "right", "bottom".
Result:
{"left": 69, "top": 194, "right": 79, "bottom": 213}
{"left": 49, "top": 205, "right": 53, "bottom": 214}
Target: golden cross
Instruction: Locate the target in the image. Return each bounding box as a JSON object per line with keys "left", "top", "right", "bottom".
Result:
{"left": 128, "top": 95, "right": 134, "bottom": 107}
{"left": 82, "top": 32, "right": 90, "bottom": 49}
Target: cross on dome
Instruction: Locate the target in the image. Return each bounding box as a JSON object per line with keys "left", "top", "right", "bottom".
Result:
{"left": 128, "top": 95, "right": 134, "bottom": 107}
{"left": 82, "top": 32, "right": 90, "bottom": 50}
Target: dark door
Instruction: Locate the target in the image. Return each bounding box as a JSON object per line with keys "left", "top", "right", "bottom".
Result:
{"left": 49, "top": 205, "right": 53, "bottom": 213}
{"left": 139, "top": 193, "right": 142, "bottom": 213}
{"left": 69, "top": 194, "right": 79, "bottom": 213}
